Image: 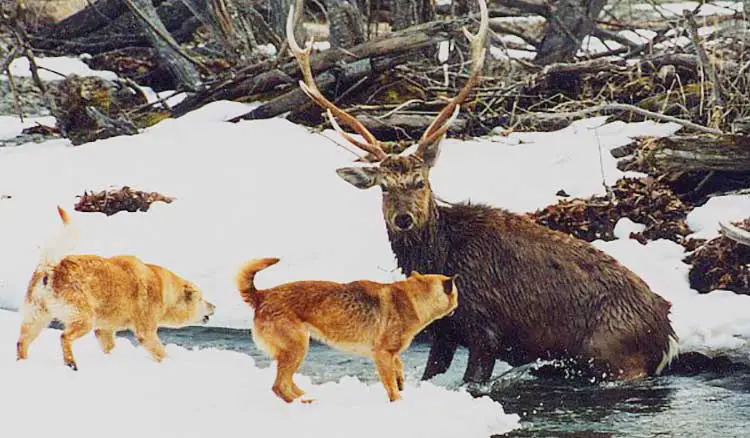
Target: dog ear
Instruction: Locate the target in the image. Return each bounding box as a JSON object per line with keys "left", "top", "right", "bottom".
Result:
{"left": 443, "top": 274, "right": 458, "bottom": 295}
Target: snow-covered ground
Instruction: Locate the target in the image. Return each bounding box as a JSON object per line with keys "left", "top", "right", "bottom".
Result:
{"left": 0, "top": 309, "right": 518, "bottom": 438}
{"left": 2, "top": 56, "right": 750, "bottom": 357}
{"left": 1, "top": 37, "right": 749, "bottom": 436}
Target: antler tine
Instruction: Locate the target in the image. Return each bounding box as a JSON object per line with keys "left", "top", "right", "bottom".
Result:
{"left": 286, "top": 3, "right": 387, "bottom": 161}
{"left": 416, "top": 0, "right": 488, "bottom": 154}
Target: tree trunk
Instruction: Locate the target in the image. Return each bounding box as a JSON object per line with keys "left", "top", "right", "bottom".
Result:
{"left": 326, "top": 0, "right": 366, "bottom": 48}
{"left": 124, "top": 0, "right": 203, "bottom": 91}
{"left": 389, "top": 0, "right": 434, "bottom": 31}
{"left": 637, "top": 135, "right": 750, "bottom": 173}
{"left": 37, "top": 0, "right": 132, "bottom": 40}
{"left": 180, "top": 0, "right": 256, "bottom": 61}
{"left": 268, "top": 0, "right": 294, "bottom": 37}
{"left": 534, "top": 0, "right": 607, "bottom": 65}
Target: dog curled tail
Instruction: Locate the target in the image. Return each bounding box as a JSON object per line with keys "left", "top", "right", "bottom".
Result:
{"left": 235, "top": 258, "right": 280, "bottom": 308}
{"left": 37, "top": 206, "right": 80, "bottom": 272}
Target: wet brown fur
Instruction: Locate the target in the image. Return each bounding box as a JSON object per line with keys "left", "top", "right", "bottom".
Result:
{"left": 235, "top": 257, "right": 458, "bottom": 402}
{"left": 336, "top": 154, "right": 678, "bottom": 383}
{"left": 16, "top": 207, "right": 216, "bottom": 370}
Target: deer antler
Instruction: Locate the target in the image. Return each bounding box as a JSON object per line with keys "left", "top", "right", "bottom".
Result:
{"left": 719, "top": 221, "right": 750, "bottom": 246}
{"left": 286, "top": 2, "right": 387, "bottom": 161}
{"left": 416, "top": 0, "right": 489, "bottom": 153}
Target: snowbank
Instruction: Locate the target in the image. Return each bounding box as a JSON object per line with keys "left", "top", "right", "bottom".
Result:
{"left": 0, "top": 310, "right": 519, "bottom": 438}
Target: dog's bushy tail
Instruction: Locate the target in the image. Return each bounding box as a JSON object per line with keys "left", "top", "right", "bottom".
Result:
{"left": 236, "top": 258, "right": 280, "bottom": 308}
{"left": 38, "top": 206, "right": 80, "bottom": 271}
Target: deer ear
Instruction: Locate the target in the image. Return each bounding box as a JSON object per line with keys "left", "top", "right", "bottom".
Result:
{"left": 419, "top": 140, "right": 442, "bottom": 168}
{"left": 336, "top": 167, "right": 379, "bottom": 189}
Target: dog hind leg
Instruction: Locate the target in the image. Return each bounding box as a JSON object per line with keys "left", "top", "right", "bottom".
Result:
{"left": 17, "top": 309, "right": 52, "bottom": 360}
{"left": 258, "top": 320, "right": 309, "bottom": 403}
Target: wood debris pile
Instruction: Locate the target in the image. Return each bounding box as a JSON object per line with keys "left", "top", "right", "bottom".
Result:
{"left": 684, "top": 219, "right": 750, "bottom": 295}
{"left": 74, "top": 186, "right": 175, "bottom": 216}
{"left": 531, "top": 177, "right": 691, "bottom": 244}
{"left": 48, "top": 75, "right": 150, "bottom": 145}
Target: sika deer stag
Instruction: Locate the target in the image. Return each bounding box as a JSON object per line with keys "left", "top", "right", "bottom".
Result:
{"left": 286, "top": 0, "right": 678, "bottom": 383}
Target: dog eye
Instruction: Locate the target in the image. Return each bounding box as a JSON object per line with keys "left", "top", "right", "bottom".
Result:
{"left": 414, "top": 180, "right": 425, "bottom": 189}
{"left": 184, "top": 289, "right": 194, "bottom": 300}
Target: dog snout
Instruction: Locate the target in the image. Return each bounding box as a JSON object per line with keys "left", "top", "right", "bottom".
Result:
{"left": 393, "top": 213, "right": 415, "bottom": 231}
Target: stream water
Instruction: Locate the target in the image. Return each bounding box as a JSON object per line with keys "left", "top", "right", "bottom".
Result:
{"left": 154, "top": 326, "right": 750, "bottom": 438}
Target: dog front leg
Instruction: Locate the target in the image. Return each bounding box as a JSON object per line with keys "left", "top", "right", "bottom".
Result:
{"left": 136, "top": 330, "right": 167, "bottom": 362}
{"left": 60, "top": 316, "right": 94, "bottom": 370}
{"left": 393, "top": 355, "right": 405, "bottom": 391}
{"left": 374, "top": 350, "right": 401, "bottom": 402}
{"left": 95, "top": 329, "right": 116, "bottom": 354}
{"left": 421, "top": 332, "right": 459, "bottom": 380}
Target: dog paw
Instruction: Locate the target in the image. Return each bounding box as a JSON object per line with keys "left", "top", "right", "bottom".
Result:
{"left": 65, "top": 361, "right": 78, "bottom": 371}
{"left": 299, "top": 398, "right": 316, "bottom": 404}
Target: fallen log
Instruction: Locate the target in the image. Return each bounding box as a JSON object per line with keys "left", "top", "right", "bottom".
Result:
{"left": 175, "top": 15, "right": 474, "bottom": 117}
{"left": 123, "top": 0, "right": 204, "bottom": 91}
{"left": 29, "top": 0, "right": 196, "bottom": 53}
{"left": 634, "top": 135, "right": 750, "bottom": 173}
{"left": 36, "top": 0, "right": 133, "bottom": 40}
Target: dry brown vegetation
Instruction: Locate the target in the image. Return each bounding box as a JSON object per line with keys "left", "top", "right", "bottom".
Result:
{"left": 74, "top": 186, "right": 175, "bottom": 216}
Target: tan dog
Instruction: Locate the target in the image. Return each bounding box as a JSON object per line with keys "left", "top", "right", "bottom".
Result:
{"left": 16, "top": 206, "right": 216, "bottom": 370}
{"left": 235, "top": 258, "right": 459, "bottom": 403}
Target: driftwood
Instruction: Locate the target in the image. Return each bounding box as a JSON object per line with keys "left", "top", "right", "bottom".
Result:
{"left": 175, "top": 15, "right": 475, "bottom": 117}
{"left": 123, "top": 0, "right": 203, "bottom": 91}
{"left": 632, "top": 135, "right": 750, "bottom": 173}
{"left": 29, "top": 0, "right": 197, "bottom": 53}
{"left": 36, "top": 0, "right": 132, "bottom": 40}
{"left": 535, "top": 0, "right": 607, "bottom": 65}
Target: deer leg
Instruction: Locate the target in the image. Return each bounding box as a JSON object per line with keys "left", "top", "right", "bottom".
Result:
{"left": 463, "top": 345, "right": 496, "bottom": 383}
{"left": 421, "top": 332, "right": 459, "bottom": 380}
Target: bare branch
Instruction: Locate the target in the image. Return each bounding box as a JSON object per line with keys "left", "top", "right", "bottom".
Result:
{"left": 719, "top": 222, "right": 750, "bottom": 246}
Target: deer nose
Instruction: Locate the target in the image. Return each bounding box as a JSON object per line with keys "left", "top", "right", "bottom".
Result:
{"left": 394, "top": 214, "right": 414, "bottom": 231}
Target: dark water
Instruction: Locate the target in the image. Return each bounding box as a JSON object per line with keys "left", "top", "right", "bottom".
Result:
{"left": 154, "top": 327, "right": 750, "bottom": 438}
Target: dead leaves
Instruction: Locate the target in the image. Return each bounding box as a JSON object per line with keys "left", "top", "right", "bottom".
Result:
{"left": 74, "top": 186, "right": 174, "bottom": 216}
{"left": 531, "top": 177, "right": 692, "bottom": 244}
{"left": 684, "top": 219, "right": 750, "bottom": 295}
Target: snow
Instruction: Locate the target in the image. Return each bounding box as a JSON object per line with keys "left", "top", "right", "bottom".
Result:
{"left": 3, "top": 56, "right": 119, "bottom": 82}
{"left": 0, "top": 310, "right": 519, "bottom": 438}
{"left": 0, "top": 115, "right": 57, "bottom": 140}
{"left": 1, "top": 47, "right": 750, "bottom": 436}
{"left": 1, "top": 95, "right": 749, "bottom": 362}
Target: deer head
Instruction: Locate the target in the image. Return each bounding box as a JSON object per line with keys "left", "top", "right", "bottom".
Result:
{"left": 287, "top": 0, "right": 488, "bottom": 232}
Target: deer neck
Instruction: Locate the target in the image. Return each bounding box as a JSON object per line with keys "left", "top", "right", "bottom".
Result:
{"left": 387, "top": 197, "right": 448, "bottom": 276}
